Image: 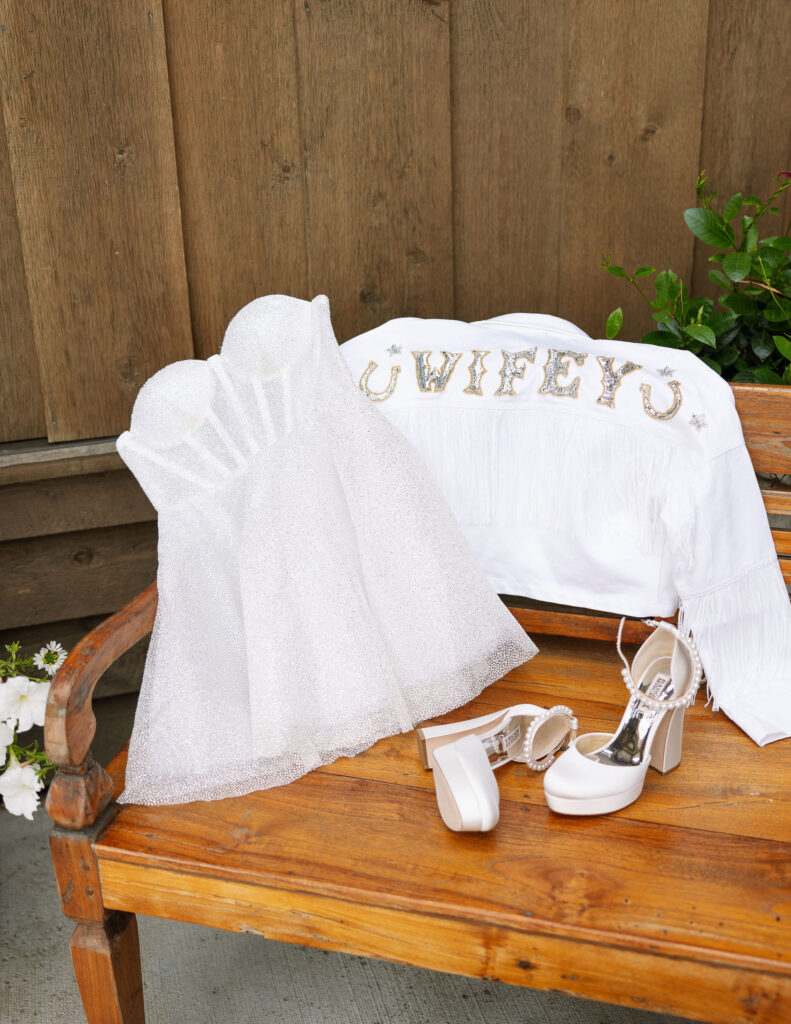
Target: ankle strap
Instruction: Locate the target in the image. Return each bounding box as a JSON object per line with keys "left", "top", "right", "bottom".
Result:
{"left": 616, "top": 618, "right": 703, "bottom": 711}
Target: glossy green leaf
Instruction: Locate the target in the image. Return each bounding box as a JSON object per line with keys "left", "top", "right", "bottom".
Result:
{"left": 641, "top": 331, "right": 680, "bottom": 347}
{"left": 718, "top": 346, "right": 740, "bottom": 366}
{"left": 774, "top": 334, "right": 791, "bottom": 360}
{"left": 605, "top": 264, "right": 629, "bottom": 279}
{"left": 768, "top": 235, "right": 791, "bottom": 251}
{"left": 750, "top": 335, "right": 775, "bottom": 360}
{"left": 701, "top": 356, "right": 722, "bottom": 374}
{"left": 605, "top": 307, "right": 623, "bottom": 339}
{"left": 764, "top": 300, "right": 791, "bottom": 322}
{"left": 683, "top": 323, "right": 717, "bottom": 347}
{"left": 683, "top": 207, "right": 735, "bottom": 248}
{"left": 722, "top": 292, "right": 756, "bottom": 316}
{"left": 717, "top": 324, "right": 743, "bottom": 347}
{"left": 633, "top": 266, "right": 655, "bottom": 278}
{"left": 754, "top": 247, "right": 785, "bottom": 270}
{"left": 722, "top": 252, "right": 751, "bottom": 281}
{"left": 752, "top": 365, "right": 785, "bottom": 384}
{"left": 708, "top": 268, "right": 731, "bottom": 290}
{"left": 708, "top": 310, "right": 738, "bottom": 334}
{"left": 731, "top": 368, "right": 758, "bottom": 382}
{"left": 722, "top": 193, "right": 742, "bottom": 222}
{"left": 743, "top": 195, "right": 762, "bottom": 207}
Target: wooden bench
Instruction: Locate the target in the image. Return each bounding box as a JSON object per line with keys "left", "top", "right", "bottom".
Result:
{"left": 44, "top": 384, "right": 791, "bottom": 1024}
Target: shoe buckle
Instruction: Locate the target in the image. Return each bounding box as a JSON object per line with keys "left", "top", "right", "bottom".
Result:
{"left": 485, "top": 724, "right": 520, "bottom": 767}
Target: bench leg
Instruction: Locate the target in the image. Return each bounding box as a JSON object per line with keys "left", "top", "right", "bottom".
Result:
{"left": 71, "top": 912, "right": 145, "bottom": 1024}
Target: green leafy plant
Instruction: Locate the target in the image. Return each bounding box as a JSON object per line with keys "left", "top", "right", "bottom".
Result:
{"left": 602, "top": 172, "right": 791, "bottom": 384}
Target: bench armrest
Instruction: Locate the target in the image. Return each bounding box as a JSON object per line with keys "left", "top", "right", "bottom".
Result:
{"left": 44, "top": 582, "right": 158, "bottom": 829}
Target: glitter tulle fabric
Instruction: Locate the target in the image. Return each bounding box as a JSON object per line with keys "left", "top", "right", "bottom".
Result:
{"left": 116, "top": 295, "right": 537, "bottom": 805}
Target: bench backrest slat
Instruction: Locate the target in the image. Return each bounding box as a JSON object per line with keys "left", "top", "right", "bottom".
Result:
{"left": 733, "top": 383, "right": 791, "bottom": 475}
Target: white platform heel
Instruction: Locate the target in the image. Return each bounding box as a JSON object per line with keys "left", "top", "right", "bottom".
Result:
{"left": 421, "top": 704, "right": 578, "bottom": 832}
{"left": 543, "top": 619, "right": 702, "bottom": 816}
{"left": 431, "top": 735, "right": 501, "bottom": 832}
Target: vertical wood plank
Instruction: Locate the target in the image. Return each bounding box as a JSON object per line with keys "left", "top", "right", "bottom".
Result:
{"left": 0, "top": 113, "right": 45, "bottom": 441}
{"left": 161, "top": 2, "right": 308, "bottom": 358}
{"left": 558, "top": 1, "right": 710, "bottom": 340}
{"left": 293, "top": 0, "right": 454, "bottom": 342}
{"left": 0, "top": 2, "right": 193, "bottom": 442}
{"left": 692, "top": 0, "right": 791, "bottom": 296}
{"left": 451, "top": 1, "right": 566, "bottom": 323}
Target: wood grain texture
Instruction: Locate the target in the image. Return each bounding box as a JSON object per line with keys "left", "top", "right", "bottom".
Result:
{"left": 732, "top": 383, "right": 791, "bottom": 475}
{"left": 98, "top": 860, "right": 791, "bottom": 1024}
{"left": 763, "top": 485, "right": 791, "bottom": 516}
{"left": 0, "top": 1, "right": 193, "bottom": 441}
{"left": 50, "top": 808, "right": 117, "bottom": 921}
{"left": 161, "top": 1, "right": 308, "bottom": 358}
{"left": 70, "top": 913, "right": 145, "bottom": 1024}
{"left": 96, "top": 772, "right": 791, "bottom": 973}
{"left": 46, "top": 757, "right": 115, "bottom": 830}
{"left": 692, "top": 0, "right": 791, "bottom": 297}
{"left": 0, "top": 522, "right": 156, "bottom": 630}
{"left": 92, "top": 627, "right": 791, "bottom": 1024}
{"left": 0, "top": 112, "right": 44, "bottom": 441}
{"left": 45, "top": 582, "right": 156, "bottom": 769}
{"left": 0, "top": 437, "right": 124, "bottom": 485}
{"left": 773, "top": 529, "right": 791, "bottom": 557}
{"left": 558, "top": 1, "right": 709, "bottom": 340}
{"left": 507, "top": 602, "right": 661, "bottom": 645}
{"left": 292, "top": 0, "right": 453, "bottom": 341}
{"left": 451, "top": 1, "right": 565, "bottom": 322}
{"left": 0, "top": 470, "right": 154, "bottom": 542}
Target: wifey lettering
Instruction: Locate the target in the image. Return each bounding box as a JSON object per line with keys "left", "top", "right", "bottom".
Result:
{"left": 359, "top": 348, "right": 682, "bottom": 421}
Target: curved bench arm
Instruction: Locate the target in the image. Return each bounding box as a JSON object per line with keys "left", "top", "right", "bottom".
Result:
{"left": 44, "top": 582, "right": 158, "bottom": 829}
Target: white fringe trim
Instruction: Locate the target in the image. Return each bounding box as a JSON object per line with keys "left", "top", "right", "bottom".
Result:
{"left": 386, "top": 405, "right": 695, "bottom": 554}
{"left": 678, "top": 558, "right": 791, "bottom": 712}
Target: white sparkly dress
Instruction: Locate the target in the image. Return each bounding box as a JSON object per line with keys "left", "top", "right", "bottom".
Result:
{"left": 116, "top": 295, "right": 537, "bottom": 804}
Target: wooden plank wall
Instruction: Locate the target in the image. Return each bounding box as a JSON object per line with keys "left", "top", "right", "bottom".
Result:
{"left": 0, "top": 1, "right": 789, "bottom": 638}
{"left": 0, "top": 1, "right": 193, "bottom": 442}
{"left": 2, "top": 1, "right": 788, "bottom": 444}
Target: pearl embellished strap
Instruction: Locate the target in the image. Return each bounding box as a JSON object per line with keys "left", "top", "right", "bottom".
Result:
{"left": 523, "top": 705, "right": 577, "bottom": 772}
{"left": 615, "top": 617, "right": 703, "bottom": 712}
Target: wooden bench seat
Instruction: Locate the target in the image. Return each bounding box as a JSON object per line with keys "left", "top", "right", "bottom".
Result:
{"left": 44, "top": 384, "right": 791, "bottom": 1024}
{"left": 91, "top": 635, "right": 791, "bottom": 1023}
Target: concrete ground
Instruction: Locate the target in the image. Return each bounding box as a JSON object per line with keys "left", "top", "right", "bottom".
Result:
{"left": 1, "top": 694, "right": 689, "bottom": 1024}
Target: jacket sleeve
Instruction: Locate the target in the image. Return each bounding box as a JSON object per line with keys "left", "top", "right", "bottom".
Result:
{"left": 665, "top": 444, "right": 791, "bottom": 745}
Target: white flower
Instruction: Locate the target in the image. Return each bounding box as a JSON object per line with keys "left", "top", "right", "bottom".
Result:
{"left": 0, "top": 720, "right": 13, "bottom": 766}
{"left": 0, "top": 755, "right": 44, "bottom": 820}
{"left": 33, "top": 640, "right": 67, "bottom": 677}
{"left": 0, "top": 676, "right": 51, "bottom": 733}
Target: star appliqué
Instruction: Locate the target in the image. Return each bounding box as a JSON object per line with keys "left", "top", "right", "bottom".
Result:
{"left": 386, "top": 344, "right": 402, "bottom": 356}
{"left": 689, "top": 413, "right": 708, "bottom": 431}
{"left": 658, "top": 366, "right": 675, "bottom": 378}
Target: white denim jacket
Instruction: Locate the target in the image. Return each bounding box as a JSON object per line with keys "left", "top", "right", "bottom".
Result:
{"left": 341, "top": 312, "right": 791, "bottom": 746}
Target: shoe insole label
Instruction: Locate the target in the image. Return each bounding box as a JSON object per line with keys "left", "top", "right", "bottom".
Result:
{"left": 501, "top": 724, "right": 521, "bottom": 751}
{"left": 645, "top": 672, "right": 672, "bottom": 701}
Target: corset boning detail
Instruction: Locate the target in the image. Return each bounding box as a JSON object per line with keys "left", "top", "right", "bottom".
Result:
{"left": 116, "top": 295, "right": 348, "bottom": 512}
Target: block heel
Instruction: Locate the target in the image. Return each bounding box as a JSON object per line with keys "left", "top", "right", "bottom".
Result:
{"left": 649, "top": 703, "right": 686, "bottom": 774}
